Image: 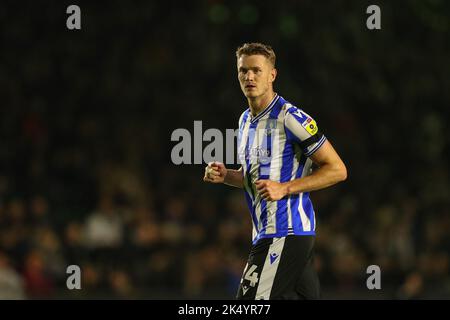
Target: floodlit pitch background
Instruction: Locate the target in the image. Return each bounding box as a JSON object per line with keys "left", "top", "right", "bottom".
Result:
{"left": 0, "top": 1, "right": 449, "bottom": 299}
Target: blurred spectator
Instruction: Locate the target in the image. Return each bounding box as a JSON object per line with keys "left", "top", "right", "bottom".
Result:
{"left": 84, "top": 194, "right": 124, "bottom": 249}
{"left": 22, "top": 249, "right": 55, "bottom": 298}
{"left": 29, "top": 195, "right": 52, "bottom": 227}
{"left": 108, "top": 269, "right": 137, "bottom": 299}
{"left": 0, "top": 251, "right": 26, "bottom": 299}
{"left": 64, "top": 221, "right": 87, "bottom": 263}
{"left": 32, "top": 226, "right": 66, "bottom": 282}
{"left": 396, "top": 272, "right": 424, "bottom": 300}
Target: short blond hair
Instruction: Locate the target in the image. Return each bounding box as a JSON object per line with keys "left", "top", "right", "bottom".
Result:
{"left": 236, "top": 42, "right": 276, "bottom": 67}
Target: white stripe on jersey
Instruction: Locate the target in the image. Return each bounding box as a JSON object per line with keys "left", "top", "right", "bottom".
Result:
{"left": 255, "top": 237, "right": 286, "bottom": 300}
{"left": 299, "top": 158, "right": 313, "bottom": 232}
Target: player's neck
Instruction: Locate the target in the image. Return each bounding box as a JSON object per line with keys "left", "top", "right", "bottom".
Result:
{"left": 248, "top": 91, "right": 276, "bottom": 117}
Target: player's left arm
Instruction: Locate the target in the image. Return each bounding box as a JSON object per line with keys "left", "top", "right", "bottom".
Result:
{"left": 284, "top": 139, "right": 347, "bottom": 194}
{"left": 256, "top": 140, "right": 346, "bottom": 201}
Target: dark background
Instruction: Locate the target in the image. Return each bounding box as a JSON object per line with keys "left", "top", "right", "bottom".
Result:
{"left": 0, "top": 0, "right": 449, "bottom": 299}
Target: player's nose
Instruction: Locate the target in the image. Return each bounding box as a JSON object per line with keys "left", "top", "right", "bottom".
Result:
{"left": 244, "top": 70, "right": 255, "bottom": 81}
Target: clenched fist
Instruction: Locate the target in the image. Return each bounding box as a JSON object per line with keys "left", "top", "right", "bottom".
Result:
{"left": 255, "top": 180, "right": 289, "bottom": 201}
{"left": 203, "top": 161, "right": 227, "bottom": 183}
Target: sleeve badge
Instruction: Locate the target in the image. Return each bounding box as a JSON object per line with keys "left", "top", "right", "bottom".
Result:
{"left": 302, "top": 117, "right": 318, "bottom": 135}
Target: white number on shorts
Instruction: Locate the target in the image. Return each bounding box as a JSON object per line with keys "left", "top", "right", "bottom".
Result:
{"left": 244, "top": 264, "right": 259, "bottom": 287}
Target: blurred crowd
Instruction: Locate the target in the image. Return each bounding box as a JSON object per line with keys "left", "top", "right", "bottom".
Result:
{"left": 1, "top": 1, "right": 449, "bottom": 299}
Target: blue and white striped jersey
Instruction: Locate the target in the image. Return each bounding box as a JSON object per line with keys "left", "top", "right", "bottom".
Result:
{"left": 237, "top": 94, "right": 327, "bottom": 244}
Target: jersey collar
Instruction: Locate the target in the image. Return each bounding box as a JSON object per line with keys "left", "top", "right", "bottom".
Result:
{"left": 249, "top": 93, "right": 279, "bottom": 123}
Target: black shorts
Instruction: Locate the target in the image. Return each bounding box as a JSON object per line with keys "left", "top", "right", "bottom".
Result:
{"left": 236, "top": 235, "right": 320, "bottom": 300}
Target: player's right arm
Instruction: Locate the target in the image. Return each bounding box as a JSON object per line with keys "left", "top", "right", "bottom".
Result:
{"left": 203, "top": 162, "right": 244, "bottom": 188}
{"left": 204, "top": 110, "right": 246, "bottom": 188}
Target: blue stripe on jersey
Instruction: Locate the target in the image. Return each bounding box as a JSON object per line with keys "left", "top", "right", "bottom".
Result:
{"left": 279, "top": 143, "right": 295, "bottom": 180}
{"left": 240, "top": 109, "right": 250, "bottom": 130}
{"left": 275, "top": 197, "right": 288, "bottom": 235}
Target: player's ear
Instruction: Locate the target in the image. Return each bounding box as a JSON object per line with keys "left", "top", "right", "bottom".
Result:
{"left": 270, "top": 68, "right": 277, "bottom": 82}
